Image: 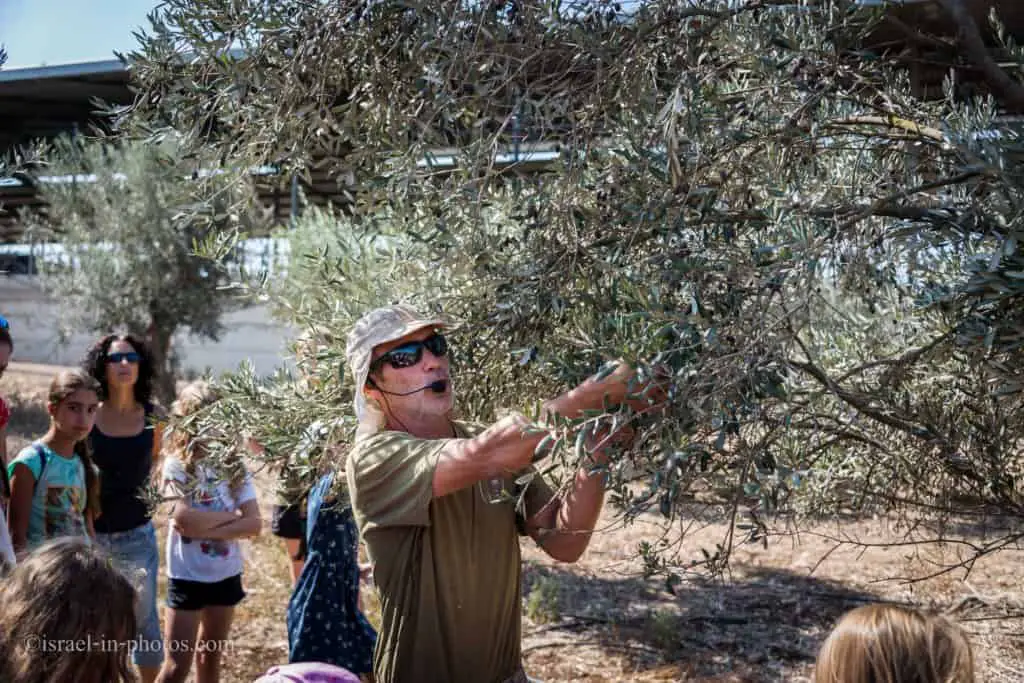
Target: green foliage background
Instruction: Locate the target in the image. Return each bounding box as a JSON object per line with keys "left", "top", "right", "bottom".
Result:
{"left": 118, "top": 0, "right": 1024, "bottom": 578}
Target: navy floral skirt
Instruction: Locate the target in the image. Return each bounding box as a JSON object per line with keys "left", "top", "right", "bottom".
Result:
{"left": 287, "top": 473, "right": 376, "bottom": 674}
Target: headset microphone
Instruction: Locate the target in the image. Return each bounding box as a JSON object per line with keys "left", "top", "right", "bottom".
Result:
{"left": 371, "top": 378, "right": 449, "bottom": 396}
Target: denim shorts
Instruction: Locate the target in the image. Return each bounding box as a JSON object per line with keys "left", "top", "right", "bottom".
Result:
{"left": 95, "top": 521, "right": 163, "bottom": 668}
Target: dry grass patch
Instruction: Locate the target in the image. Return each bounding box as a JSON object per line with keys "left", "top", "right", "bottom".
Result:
{"left": 519, "top": 511, "right": 1024, "bottom": 682}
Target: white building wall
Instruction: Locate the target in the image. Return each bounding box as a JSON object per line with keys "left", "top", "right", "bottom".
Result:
{"left": 1, "top": 275, "right": 295, "bottom": 377}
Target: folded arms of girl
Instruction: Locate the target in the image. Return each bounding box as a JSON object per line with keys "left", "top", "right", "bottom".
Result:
{"left": 164, "top": 479, "right": 262, "bottom": 540}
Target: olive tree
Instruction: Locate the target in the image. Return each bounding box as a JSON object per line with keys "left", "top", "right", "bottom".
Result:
{"left": 124, "top": 0, "right": 1024, "bottom": 580}
{"left": 23, "top": 137, "right": 265, "bottom": 404}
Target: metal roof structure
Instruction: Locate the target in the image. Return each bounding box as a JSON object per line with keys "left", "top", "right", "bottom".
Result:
{"left": 0, "top": 58, "right": 351, "bottom": 240}
{"left": 0, "top": 59, "right": 130, "bottom": 150}
{"left": 0, "top": 57, "right": 561, "bottom": 243}
{"left": 0, "top": 59, "right": 133, "bottom": 240}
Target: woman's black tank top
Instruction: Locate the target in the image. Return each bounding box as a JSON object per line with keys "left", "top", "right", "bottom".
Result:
{"left": 90, "top": 404, "right": 155, "bottom": 533}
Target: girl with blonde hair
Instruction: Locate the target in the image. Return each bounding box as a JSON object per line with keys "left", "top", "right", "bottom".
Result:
{"left": 815, "top": 604, "right": 975, "bottom": 683}
{"left": 157, "top": 380, "right": 261, "bottom": 683}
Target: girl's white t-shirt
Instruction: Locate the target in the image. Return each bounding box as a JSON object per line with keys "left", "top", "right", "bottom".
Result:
{"left": 162, "top": 457, "right": 258, "bottom": 583}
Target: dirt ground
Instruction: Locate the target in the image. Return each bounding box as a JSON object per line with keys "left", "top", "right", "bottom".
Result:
{"left": 3, "top": 361, "right": 1023, "bottom": 682}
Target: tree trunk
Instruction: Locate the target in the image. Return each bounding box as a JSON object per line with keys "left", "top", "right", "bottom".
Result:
{"left": 146, "top": 319, "right": 178, "bottom": 408}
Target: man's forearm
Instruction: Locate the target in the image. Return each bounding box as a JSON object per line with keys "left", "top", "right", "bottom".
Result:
{"left": 432, "top": 363, "right": 635, "bottom": 499}
{"left": 531, "top": 415, "right": 636, "bottom": 563}
{"left": 434, "top": 414, "right": 548, "bottom": 497}
{"left": 559, "top": 467, "right": 608, "bottom": 537}
{"left": 537, "top": 467, "right": 607, "bottom": 563}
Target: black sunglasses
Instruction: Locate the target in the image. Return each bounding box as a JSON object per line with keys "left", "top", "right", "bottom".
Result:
{"left": 107, "top": 351, "right": 141, "bottom": 364}
{"left": 370, "top": 333, "right": 449, "bottom": 372}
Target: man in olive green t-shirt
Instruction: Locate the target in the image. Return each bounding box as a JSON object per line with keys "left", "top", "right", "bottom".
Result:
{"left": 344, "top": 305, "right": 659, "bottom": 683}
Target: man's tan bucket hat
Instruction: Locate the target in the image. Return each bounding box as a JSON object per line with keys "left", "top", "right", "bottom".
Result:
{"left": 345, "top": 304, "right": 450, "bottom": 424}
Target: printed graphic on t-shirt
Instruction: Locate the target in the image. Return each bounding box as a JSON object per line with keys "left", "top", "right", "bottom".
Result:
{"left": 192, "top": 481, "right": 231, "bottom": 558}
{"left": 194, "top": 487, "right": 217, "bottom": 507}
{"left": 44, "top": 485, "right": 87, "bottom": 538}
{"left": 162, "top": 456, "right": 256, "bottom": 583}
{"left": 199, "top": 539, "right": 230, "bottom": 557}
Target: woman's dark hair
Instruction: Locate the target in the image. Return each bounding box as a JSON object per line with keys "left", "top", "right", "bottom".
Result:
{"left": 82, "top": 334, "right": 155, "bottom": 406}
{"left": 0, "top": 326, "right": 12, "bottom": 352}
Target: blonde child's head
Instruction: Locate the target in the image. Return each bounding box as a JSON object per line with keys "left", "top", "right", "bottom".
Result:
{"left": 169, "top": 380, "right": 246, "bottom": 489}
{"left": 170, "top": 379, "right": 220, "bottom": 422}
{"left": 815, "top": 604, "right": 975, "bottom": 683}
{"left": 167, "top": 379, "right": 220, "bottom": 459}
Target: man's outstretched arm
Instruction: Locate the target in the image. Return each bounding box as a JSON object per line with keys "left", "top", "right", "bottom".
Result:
{"left": 432, "top": 362, "right": 643, "bottom": 499}
{"left": 522, "top": 422, "right": 633, "bottom": 563}
{"left": 523, "top": 362, "right": 663, "bottom": 562}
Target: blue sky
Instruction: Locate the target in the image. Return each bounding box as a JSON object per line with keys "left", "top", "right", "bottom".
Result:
{"left": 0, "top": 0, "right": 158, "bottom": 68}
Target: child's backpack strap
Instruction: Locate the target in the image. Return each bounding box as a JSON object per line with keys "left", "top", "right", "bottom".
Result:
{"left": 32, "top": 443, "right": 49, "bottom": 492}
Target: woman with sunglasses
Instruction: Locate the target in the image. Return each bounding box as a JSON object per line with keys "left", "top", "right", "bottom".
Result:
{"left": 83, "top": 333, "right": 165, "bottom": 683}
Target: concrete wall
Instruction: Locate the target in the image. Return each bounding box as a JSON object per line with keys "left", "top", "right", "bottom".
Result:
{"left": 1, "top": 275, "right": 296, "bottom": 377}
